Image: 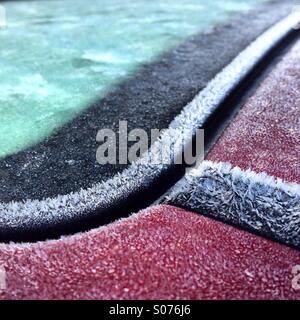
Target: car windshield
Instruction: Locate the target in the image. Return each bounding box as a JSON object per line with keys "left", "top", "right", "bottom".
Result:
{"left": 0, "top": 0, "right": 267, "bottom": 158}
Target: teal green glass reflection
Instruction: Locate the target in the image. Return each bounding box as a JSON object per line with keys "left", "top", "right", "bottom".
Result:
{"left": 0, "top": 0, "right": 267, "bottom": 157}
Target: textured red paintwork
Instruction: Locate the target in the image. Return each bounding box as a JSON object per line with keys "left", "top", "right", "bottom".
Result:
{"left": 207, "top": 39, "right": 300, "bottom": 183}
{"left": 1, "top": 205, "right": 300, "bottom": 300}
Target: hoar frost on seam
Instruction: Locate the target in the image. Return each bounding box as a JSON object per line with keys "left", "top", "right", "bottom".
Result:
{"left": 165, "top": 161, "right": 300, "bottom": 249}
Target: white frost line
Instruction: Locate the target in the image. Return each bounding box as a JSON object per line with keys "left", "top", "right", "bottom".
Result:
{"left": 1, "top": 12, "right": 300, "bottom": 229}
